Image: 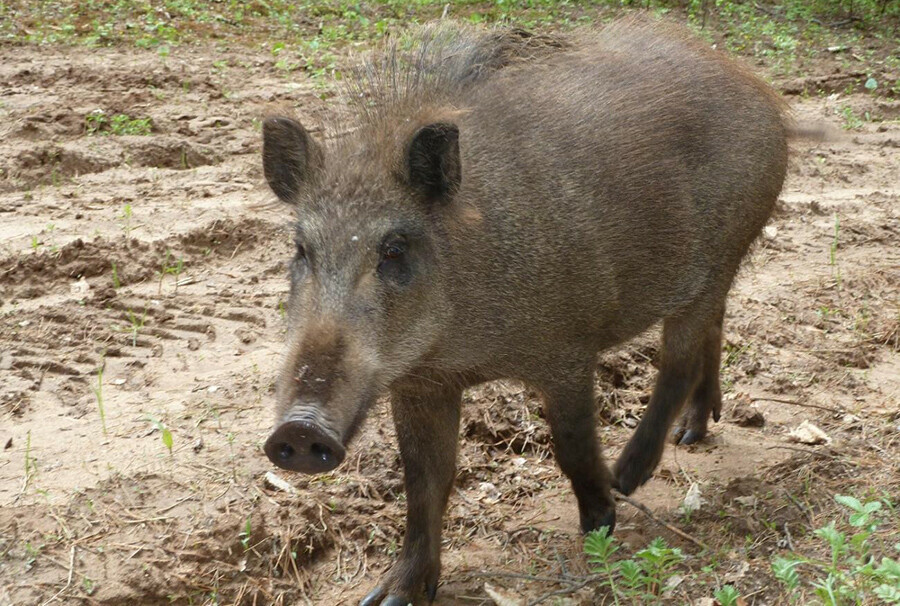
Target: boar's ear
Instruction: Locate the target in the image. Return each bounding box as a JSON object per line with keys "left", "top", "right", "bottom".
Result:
{"left": 262, "top": 116, "right": 322, "bottom": 203}
{"left": 406, "top": 122, "right": 460, "bottom": 202}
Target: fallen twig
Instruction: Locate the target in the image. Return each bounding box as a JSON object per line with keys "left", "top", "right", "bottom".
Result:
{"left": 767, "top": 445, "right": 844, "bottom": 459}
{"left": 614, "top": 491, "right": 709, "bottom": 551}
{"left": 39, "top": 544, "right": 75, "bottom": 606}
{"left": 750, "top": 396, "right": 844, "bottom": 415}
{"left": 468, "top": 571, "right": 582, "bottom": 586}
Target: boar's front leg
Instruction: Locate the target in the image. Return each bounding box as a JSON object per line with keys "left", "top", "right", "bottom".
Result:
{"left": 360, "top": 378, "right": 462, "bottom": 606}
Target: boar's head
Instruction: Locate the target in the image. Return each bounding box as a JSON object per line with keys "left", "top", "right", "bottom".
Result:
{"left": 260, "top": 114, "right": 462, "bottom": 474}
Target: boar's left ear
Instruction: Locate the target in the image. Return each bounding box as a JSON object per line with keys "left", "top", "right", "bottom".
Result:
{"left": 406, "top": 122, "right": 460, "bottom": 202}
{"left": 263, "top": 116, "right": 323, "bottom": 203}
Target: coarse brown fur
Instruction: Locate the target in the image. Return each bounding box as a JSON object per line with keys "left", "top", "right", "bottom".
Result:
{"left": 261, "top": 17, "right": 790, "bottom": 605}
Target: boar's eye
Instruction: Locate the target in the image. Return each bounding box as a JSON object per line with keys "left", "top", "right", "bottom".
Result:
{"left": 377, "top": 238, "right": 410, "bottom": 284}
{"left": 382, "top": 241, "right": 406, "bottom": 261}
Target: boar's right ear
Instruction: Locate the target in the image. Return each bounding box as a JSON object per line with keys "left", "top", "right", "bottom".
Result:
{"left": 262, "top": 116, "right": 322, "bottom": 203}
{"left": 406, "top": 122, "right": 461, "bottom": 202}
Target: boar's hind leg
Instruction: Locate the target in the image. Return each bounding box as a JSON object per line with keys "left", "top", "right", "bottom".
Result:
{"left": 672, "top": 305, "right": 725, "bottom": 445}
{"left": 613, "top": 311, "right": 713, "bottom": 496}
{"left": 360, "top": 379, "right": 462, "bottom": 606}
{"left": 540, "top": 373, "right": 616, "bottom": 534}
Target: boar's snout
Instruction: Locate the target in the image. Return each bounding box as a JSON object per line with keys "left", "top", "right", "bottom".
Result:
{"left": 264, "top": 420, "right": 346, "bottom": 474}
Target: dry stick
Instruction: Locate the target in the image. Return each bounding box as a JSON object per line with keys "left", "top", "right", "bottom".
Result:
{"left": 613, "top": 491, "right": 709, "bottom": 551}
{"left": 39, "top": 544, "right": 75, "bottom": 606}
{"left": 750, "top": 396, "right": 844, "bottom": 415}
{"left": 467, "top": 571, "right": 583, "bottom": 586}
{"left": 527, "top": 574, "right": 602, "bottom": 606}
{"left": 767, "top": 445, "right": 844, "bottom": 459}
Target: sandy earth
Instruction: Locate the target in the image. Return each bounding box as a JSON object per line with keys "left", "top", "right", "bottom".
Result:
{"left": 0, "top": 30, "right": 898, "bottom": 606}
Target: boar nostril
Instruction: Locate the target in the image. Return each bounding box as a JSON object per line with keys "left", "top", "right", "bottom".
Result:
{"left": 310, "top": 442, "right": 331, "bottom": 462}
{"left": 278, "top": 443, "right": 295, "bottom": 461}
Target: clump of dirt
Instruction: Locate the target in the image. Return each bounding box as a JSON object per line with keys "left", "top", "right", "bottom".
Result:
{"left": 463, "top": 382, "right": 551, "bottom": 456}
{"left": 0, "top": 218, "right": 271, "bottom": 302}
{"left": 125, "top": 137, "right": 221, "bottom": 170}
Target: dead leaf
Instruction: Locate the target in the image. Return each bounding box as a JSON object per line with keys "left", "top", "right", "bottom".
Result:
{"left": 484, "top": 582, "right": 523, "bottom": 606}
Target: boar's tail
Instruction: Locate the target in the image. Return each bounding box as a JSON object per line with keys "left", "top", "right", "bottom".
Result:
{"left": 786, "top": 121, "right": 839, "bottom": 143}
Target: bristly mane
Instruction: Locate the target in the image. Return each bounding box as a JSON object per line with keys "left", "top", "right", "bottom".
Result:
{"left": 340, "top": 22, "right": 569, "bottom": 125}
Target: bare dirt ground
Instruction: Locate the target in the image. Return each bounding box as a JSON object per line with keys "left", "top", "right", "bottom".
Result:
{"left": 1, "top": 18, "right": 898, "bottom": 606}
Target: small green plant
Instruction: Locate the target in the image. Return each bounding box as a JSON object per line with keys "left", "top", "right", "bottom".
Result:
{"left": 239, "top": 516, "right": 252, "bottom": 551}
{"left": 584, "top": 528, "right": 686, "bottom": 604}
{"left": 119, "top": 203, "right": 133, "bottom": 237}
{"left": 838, "top": 106, "right": 865, "bottom": 130}
{"left": 124, "top": 307, "right": 147, "bottom": 347}
{"left": 93, "top": 357, "right": 107, "bottom": 436}
{"left": 145, "top": 414, "right": 173, "bottom": 454}
{"left": 81, "top": 577, "right": 95, "bottom": 595}
{"left": 158, "top": 250, "right": 185, "bottom": 295}
{"left": 111, "top": 262, "right": 121, "bottom": 289}
{"left": 85, "top": 109, "right": 107, "bottom": 135}
{"left": 714, "top": 585, "right": 741, "bottom": 606}
{"left": 772, "top": 494, "right": 900, "bottom": 604}
{"left": 30, "top": 236, "right": 41, "bottom": 252}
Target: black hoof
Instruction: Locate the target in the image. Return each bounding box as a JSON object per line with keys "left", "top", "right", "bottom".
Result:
{"left": 580, "top": 506, "right": 616, "bottom": 535}
{"left": 677, "top": 428, "right": 706, "bottom": 445}
{"left": 360, "top": 587, "right": 386, "bottom": 606}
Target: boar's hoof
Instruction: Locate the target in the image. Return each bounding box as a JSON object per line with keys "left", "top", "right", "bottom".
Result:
{"left": 359, "top": 577, "right": 438, "bottom": 605}
{"left": 672, "top": 426, "right": 706, "bottom": 445}
{"left": 359, "top": 587, "right": 415, "bottom": 606}
{"left": 264, "top": 420, "right": 345, "bottom": 474}
{"left": 611, "top": 457, "right": 655, "bottom": 496}
{"left": 579, "top": 504, "right": 616, "bottom": 535}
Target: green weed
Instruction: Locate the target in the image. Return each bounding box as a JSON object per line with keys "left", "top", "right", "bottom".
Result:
{"left": 239, "top": 516, "right": 252, "bottom": 551}
{"left": 145, "top": 414, "right": 174, "bottom": 454}
{"left": 584, "top": 527, "right": 686, "bottom": 604}
{"left": 158, "top": 250, "right": 185, "bottom": 295}
{"left": 772, "top": 495, "right": 900, "bottom": 604}
{"left": 124, "top": 307, "right": 148, "bottom": 347}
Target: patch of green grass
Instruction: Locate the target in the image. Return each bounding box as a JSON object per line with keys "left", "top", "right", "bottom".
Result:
{"left": 838, "top": 105, "right": 869, "bottom": 130}
{"left": 86, "top": 110, "right": 152, "bottom": 136}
